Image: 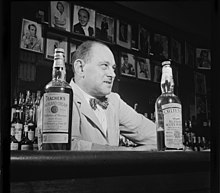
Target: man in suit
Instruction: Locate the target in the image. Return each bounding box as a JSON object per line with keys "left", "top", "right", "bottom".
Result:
{"left": 70, "top": 40, "right": 156, "bottom": 150}
{"left": 73, "top": 8, "right": 94, "bottom": 37}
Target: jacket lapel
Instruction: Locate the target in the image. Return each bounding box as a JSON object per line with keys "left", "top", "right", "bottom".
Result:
{"left": 70, "top": 80, "right": 107, "bottom": 137}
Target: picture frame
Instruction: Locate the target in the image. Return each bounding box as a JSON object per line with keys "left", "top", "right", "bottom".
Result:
{"left": 196, "top": 48, "right": 211, "bottom": 69}
{"left": 185, "top": 41, "right": 195, "bottom": 67}
{"left": 171, "top": 37, "right": 181, "bottom": 64}
{"left": 45, "top": 37, "right": 68, "bottom": 63}
{"left": 195, "top": 72, "right": 206, "bottom": 95}
{"left": 49, "top": 1, "right": 71, "bottom": 32}
{"left": 150, "top": 33, "right": 169, "bottom": 60}
{"left": 136, "top": 57, "right": 151, "bottom": 80}
{"left": 120, "top": 52, "right": 136, "bottom": 77}
{"left": 95, "top": 12, "right": 115, "bottom": 43}
{"left": 151, "top": 60, "right": 162, "bottom": 83}
{"left": 138, "top": 25, "right": 150, "bottom": 55}
{"left": 131, "top": 23, "right": 139, "bottom": 50}
{"left": 69, "top": 39, "right": 82, "bottom": 64}
{"left": 116, "top": 19, "right": 131, "bottom": 49}
{"left": 20, "top": 18, "right": 44, "bottom": 53}
{"left": 72, "top": 5, "right": 96, "bottom": 37}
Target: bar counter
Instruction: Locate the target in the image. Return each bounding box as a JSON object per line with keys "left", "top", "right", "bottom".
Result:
{"left": 10, "top": 151, "right": 210, "bottom": 193}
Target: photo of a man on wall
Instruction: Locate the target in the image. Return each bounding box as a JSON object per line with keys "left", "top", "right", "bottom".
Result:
{"left": 120, "top": 53, "right": 135, "bottom": 77}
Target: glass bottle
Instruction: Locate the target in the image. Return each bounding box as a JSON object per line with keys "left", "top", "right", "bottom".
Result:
{"left": 155, "top": 61, "right": 183, "bottom": 151}
{"left": 20, "top": 123, "right": 33, "bottom": 150}
{"left": 11, "top": 109, "right": 23, "bottom": 144}
{"left": 42, "top": 48, "right": 73, "bottom": 150}
{"left": 10, "top": 110, "right": 19, "bottom": 150}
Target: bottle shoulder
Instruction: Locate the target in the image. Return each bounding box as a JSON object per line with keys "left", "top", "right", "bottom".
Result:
{"left": 155, "top": 93, "right": 181, "bottom": 107}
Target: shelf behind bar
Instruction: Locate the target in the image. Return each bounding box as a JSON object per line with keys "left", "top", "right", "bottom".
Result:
{"left": 10, "top": 151, "right": 210, "bottom": 182}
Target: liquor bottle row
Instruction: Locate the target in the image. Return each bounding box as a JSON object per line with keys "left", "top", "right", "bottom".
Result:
{"left": 182, "top": 120, "right": 211, "bottom": 151}
{"left": 10, "top": 90, "right": 42, "bottom": 150}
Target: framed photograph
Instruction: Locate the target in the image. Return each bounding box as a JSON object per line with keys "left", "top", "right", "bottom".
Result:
{"left": 116, "top": 19, "right": 131, "bottom": 49}
{"left": 120, "top": 52, "right": 136, "bottom": 77}
{"left": 196, "top": 48, "right": 211, "bottom": 69}
{"left": 72, "top": 5, "right": 95, "bottom": 37}
{"left": 20, "top": 18, "right": 44, "bottom": 53}
{"left": 95, "top": 12, "right": 114, "bottom": 43}
{"left": 185, "top": 41, "right": 195, "bottom": 67}
{"left": 171, "top": 37, "right": 181, "bottom": 64}
{"left": 45, "top": 37, "right": 68, "bottom": 63}
{"left": 136, "top": 57, "right": 151, "bottom": 80}
{"left": 50, "top": 1, "right": 70, "bottom": 32}
{"left": 131, "top": 23, "right": 139, "bottom": 50}
{"left": 151, "top": 60, "right": 162, "bottom": 83}
{"left": 195, "top": 72, "right": 206, "bottom": 95}
{"left": 150, "top": 33, "right": 169, "bottom": 60}
{"left": 138, "top": 25, "right": 150, "bottom": 55}
{"left": 195, "top": 95, "right": 207, "bottom": 118}
{"left": 69, "top": 40, "right": 81, "bottom": 64}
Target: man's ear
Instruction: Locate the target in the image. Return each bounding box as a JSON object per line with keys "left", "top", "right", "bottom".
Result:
{"left": 74, "top": 59, "right": 85, "bottom": 77}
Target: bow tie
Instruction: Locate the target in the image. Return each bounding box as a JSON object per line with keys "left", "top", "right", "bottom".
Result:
{"left": 89, "top": 97, "right": 109, "bottom": 110}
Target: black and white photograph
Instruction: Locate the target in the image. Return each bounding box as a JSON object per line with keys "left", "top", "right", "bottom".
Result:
{"left": 139, "top": 25, "right": 150, "bottom": 55}
{"left": 46, "top": 38, "right": 68, "bottom": 63}
{"left": 50, "top": 1, "right": 70, "bottom": 32}
{"left": 120, "top": 52, "right": 136, "bottom": 77}
{"left": 152, "top": 60, "right": 162, "bottom": 83}
{"left": 196, "top": 48, "right": 211, "bottom": 69}
{"left": 95, "top": 13, "right": 114, "bottom": 43}
{"left": 131, "top": 23, "right": 139, "bottom": 50}
{"left": 136, "top": 57, "right": 151, "bottom": 80}
{"left": 69, "top": 41, "right": 81, "bottom": 64}
{"left": 20, "top": 18, "right": 44, "bottom": 53}
{"left": 150, "top": 33, "right": 169, "bottom": 60}
{"left": 72, "top": 5, "right": 95, "bottom": 37}
{"left": 195, "top": 72, "right": 206, "bottom": 95}
{"left": 171, "top": 37, "right": 181, "bottom": 64}
{"left": 185, "top": 41, "right": 195, "bottom": 67}
{"left": 116, "top": 19, "right": 131, "bottom": 49}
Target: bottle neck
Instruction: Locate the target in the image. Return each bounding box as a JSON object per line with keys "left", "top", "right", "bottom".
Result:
{"left": 52, "top": 59, "right": 66, "bottom": 81}
{"left": 160, "top": 65, "right": 174, "bottom": 94}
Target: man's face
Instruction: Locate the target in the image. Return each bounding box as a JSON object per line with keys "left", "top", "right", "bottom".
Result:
{"left": 81, "top": 44, "right": 116, "bottom": 97}
{"left": 29, "top": 26, "right": 36, "bottom": 36}
{"left": 78, "top": 9, "right": 89, "bottom": 27}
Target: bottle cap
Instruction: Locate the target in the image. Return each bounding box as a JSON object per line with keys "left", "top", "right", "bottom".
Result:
{"left": 54, "top": 48, "right": 65, "bottom": 61}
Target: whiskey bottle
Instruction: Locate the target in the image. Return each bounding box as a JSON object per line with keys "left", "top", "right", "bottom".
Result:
{"left": 155, "top": 61, "right": 183, "bottom": 151}
{"left": 20, "top": 123, "right": 33, "bottom": 150}
{"left": 42, "top": 48, "right": 73, "bottom": 150}
{"left": 11, "top": 109, "right": 23, "bottom": 144}
{"left": 10, "top": 110, "right": 19, "bottom": 150}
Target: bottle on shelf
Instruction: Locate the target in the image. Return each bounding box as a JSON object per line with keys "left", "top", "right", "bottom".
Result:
{"left": 155, "top": 60, "right": 183, "bottom": 151}
{"left": 41, "top": 48, "right": 73, "bottom": 150}
{"left": 11, "top": 97, "right": 18, "bottom": 122}
{"left": 10, "top": 109, "right": 20, "bottom": 150}
{"left": 20, "top": 123, "right": 33, "bottom": 150}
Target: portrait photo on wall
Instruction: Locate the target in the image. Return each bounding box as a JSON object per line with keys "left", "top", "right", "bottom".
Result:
{"left": 185, "top": 41, "right": 195, "bottom": 67}
{"left": 131, "top": 23, "right": 139, "bottom": 50}
{"left": 195, "top": 72, "right": 206, "bottom": 95}
{"left": 50, "top": 1, "right": 70, "bottom": 32}
{"left": 95, "top": 12, "right": 114, "bottom": 43}
{"left": 120, "top": 52, "right": 136, "bottom": 77}
{"left": 196, "top": 48, "right": 211, "bottom": 69}
{"left": 151, "top": 60, "right": 162, "bottom": 83}
{"left": 69, "top": 40, "right": 81, "bottom": 64}
{"left": 138, "top": 25, "right": 150, "bottom": 55}
{"left": 45, "top": 37, "right": 68, "bottom": 63}
{"left": 150, "top": 33, "right": 168, "bottom": 60}
{"left": 72, "top": 5, "right": 95, "bottom": 37}
{"left": 20, "top": 18, "right": 44, "bottom": 53}
{"left": 171, "top": 37, "right": 181, "bottom": 64}
{"left": 116, "top": 19, "right": 131, "bottom": 49}
{"left": 136, "top": 57, "right": 151, "bottom": 80}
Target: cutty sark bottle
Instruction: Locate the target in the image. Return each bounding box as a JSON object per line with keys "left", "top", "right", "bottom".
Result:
{"left": 155, "top": 61, "right": 183, "bottom": 151}
{"left": 42, "top": 48, "right": 73, "bottom": 150}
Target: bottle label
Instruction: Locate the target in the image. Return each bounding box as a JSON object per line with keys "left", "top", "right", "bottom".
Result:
{"left": 21, "top": 144, "right": 31, "bottom": 150}
{"left": 28, "top": 130, "right": 34, "bottom": 141}
{"left": 13, "top": 123, "right": 23, "bottom": 142}
{"left": 162, "top": 103, "right": 183, "bottom": 149}
{"left": 10, "top": 143, "right": 19, "bottom": 150}
{"left": 43, "top": 92, "right": 70, "bottom": 143}
{"left": 43, "top": 133, "right": 68, "bottom": 143}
